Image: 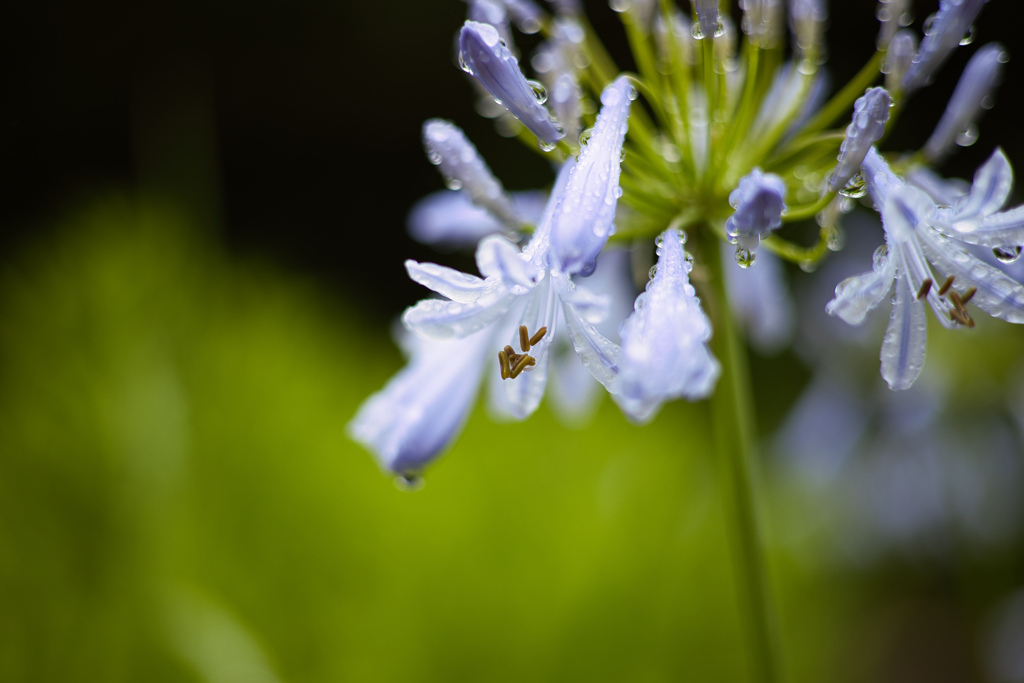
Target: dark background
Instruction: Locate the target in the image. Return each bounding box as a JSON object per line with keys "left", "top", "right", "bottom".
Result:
{"left": 2, "top": 0, "right": 1023, "bottom": 317}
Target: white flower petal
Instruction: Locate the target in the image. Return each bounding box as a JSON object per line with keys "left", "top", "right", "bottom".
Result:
{"left": 348, "top": 328, "right": 492, "bottom": 473}
{"left": 557, "top": 273, "right": 621, "bottom": 391}
{"left": 502, "top": 278, "right": 557, "bottom": 419}
{"left": 476, "top": 234, "right": 542, "bottom": 291}
{"left": 958, "top": 147, "right": 1013, "bottom": 220}
{"left": 613, "top": 229, "right": 720, "bottom": 422}
{"left": 826, "top": 242, "right": 896, "bottom": 325}
{"left": 405, "top": 259, "right": 490, "bottom": 303}
{"left": 880, "top": 251, "right": 928, "bottom": 391}
{"left": 402, "top": 287, "right": 516, "bottom": 339}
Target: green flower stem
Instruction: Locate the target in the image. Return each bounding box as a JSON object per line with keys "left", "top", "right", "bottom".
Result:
{"left": 782, "top": 191, "right": 835, "bottom": 222}
{"left": 704, "top": 230, "right": 784, "bottom": 683}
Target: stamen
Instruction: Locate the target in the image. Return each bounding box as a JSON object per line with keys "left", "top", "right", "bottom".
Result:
{"left": 509, "top": 353, "right": 534, "bottom": 379}
{"left": 504, "top": 345, "right": 516, "bottom": 358}
{"left": 498, "top": 349, "right": 510, "bottom": 380}
{"left": 961, "top": 286, "right": 977, "bottom": 305}
{"left": 948, "top": 289, "right": 963, "bottom": 311}
{"left": 937, "top": 275, "right": 955, "bottom": 296}
{"left": 916, "top": 278, "right": 933, "bottom": 300}
{"left": 521, "top": 357, "right": 537, "bottom": 372}
{"left": 519, "top": 325, "right": 531, "bottom": 352}
{"left": 950, "top": 308, "right": 969, "bottom": 326}
{"left": 529, "top": 326, "right": 548, "bottom": 347}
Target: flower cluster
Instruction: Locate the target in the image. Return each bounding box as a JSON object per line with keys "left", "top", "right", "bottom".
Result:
{"left": 351, "top": 0, "right": 1023, "bottom": 479}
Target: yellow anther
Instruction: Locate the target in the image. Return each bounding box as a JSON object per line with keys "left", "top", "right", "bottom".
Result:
{"left": 938, "top": 275, "right": 955, "bottom": 296}
{"left": 961, "top": 286, "right": 977, "bottom": 305}
{"left": 529, "top": 326, "right": 548, "bottom": 347}
{"left": 509, "top": 353, "right": 534, "bottom": 379}
{"left": 498, "top": 349, "right": 510, "bottom": 380}
{"left": 916, "top": 278, "right": 933, "bottom": 301}
{"left": 519, "top": 325, "right": 531, "bottom": 352}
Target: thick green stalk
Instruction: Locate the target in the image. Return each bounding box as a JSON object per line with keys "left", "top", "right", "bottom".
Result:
{"left": 704, "top": 232, "right": 784, "bottom": 683}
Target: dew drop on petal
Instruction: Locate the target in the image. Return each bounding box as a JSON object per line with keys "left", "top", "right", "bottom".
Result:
{"left": 960, "top": 25, "right": 975, "bottom": 46}
{"left": 873, "top": 244, "right": 889, "bottom": 268}
{"left": 691, "top": 22, "right": 705, "bottom": 40}
{"left": 735, "top": 247, "right": 756, "bottom": 268}
{"left": 993, "top": 245, "right": 1023, "bottom": 263}
{"left": 648, "top": 265, "right": 658, "bottom": 279}
{"left": 578, "top": 127, "right": 593, "bottom": 148}
{"left": 609, "top": 0, "right": 630, "bottom": 13}
{"left": 526, "top": 79, "right": 548, "bottom": 104}
{"left": 539, "top": 139, "right": 558, "bottom": 152}
{"left": 955, "top": 125, "right": 979, "bottom": 147}
{"left": 839, "top": 172, "right": 867, "bottom": 198}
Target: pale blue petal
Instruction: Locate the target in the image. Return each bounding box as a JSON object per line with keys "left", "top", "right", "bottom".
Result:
{"left": 422, "top": 119, "right": 519, "bottom": 225}
{"left": 923, "top": 43, "right": 1006, "bottom": 163}
{"left": 402, "top": 287, "right": 516, "bottom": 339}
{"left": 407, "top": 189, "right": 548, "bottom": 247}
{"left": 829, "top": 88, "right": 891, "bottom": 193}
{"left": 958, "top": 147, "right": 1013, "bottom": 220}
{"left": 405, "top": 259, "right": 490, "bottom": 303}
{"left": 476, "top": 234, "right": 543, "bottom": 291}
{"left": 695, "top": 0, "right": 719, "bottom": 39}
{"left": 613, "top": 229, "right": 720, "bottom": 422}
{"left": 549, "top": 77, "right": 633, "bottom": 275}
{"left": 726, "top": 168, "right": 787, "bottom": 249}
{"left": 348, "top": 328, "right": 492, "bottom": 473}
{"left": 826, "top": 242, "right": 897, "bottom": 325}
{"left": 880, "top": 251, "right": 927, "bottom": 391}
{"left": 884, "top": 30, "right": 917, "bottom": 92}
{"left": 502, "top": 278, "right": 557, "bottom": 418}
{"left": 556, "top": 273, "right": 620, "bottom": 390}
{"left": 917, "top": 223, "right": 1024, "bottom": 324}
{"left": 901, "top": 0, "right": 988, "bottom": 93}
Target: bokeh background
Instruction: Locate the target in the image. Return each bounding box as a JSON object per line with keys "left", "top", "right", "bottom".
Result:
{"left": 3, "top": 1, "right": 1024, "bottom": 681}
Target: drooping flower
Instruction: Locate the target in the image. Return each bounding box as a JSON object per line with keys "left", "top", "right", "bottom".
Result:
{"left": 613, "top": 228, "right": 720, "bottom": 422}
{"left": 901, "top": 0, "right": 988, "bottom": 94}
{"left": 826, "top": 147, "right": 1024, "bottom": 389}
{"left": 725, "top": 168, "right": 787, "bottom": 254}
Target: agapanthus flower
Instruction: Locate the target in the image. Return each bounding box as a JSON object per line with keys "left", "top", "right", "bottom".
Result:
{"left": 351, "top": 0, "right": 1018, "bottom": 475}
{"left": 827, "top": 147, "right": 1024, "bottom": 390}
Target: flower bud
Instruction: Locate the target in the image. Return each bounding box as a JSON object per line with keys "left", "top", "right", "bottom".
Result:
{"left": 549, "top": 77, "right": 634, "bottom": 275}
{"left": 829, "top": 87, "right": 891, "bottom": 193}
{"left": 923, "top": 43, "right": 1005, "bottom": 163}
{"left": 726, "top": 169, "right": 787, "bottom": 251}
{"left": 459, "top": 21, "right": 565, "bottom": 146}
{"left": 901, "top": 0, "right": 988, "bottom": 94}
{"left": 423, "top": 119, "right": 519, "bottom": 226}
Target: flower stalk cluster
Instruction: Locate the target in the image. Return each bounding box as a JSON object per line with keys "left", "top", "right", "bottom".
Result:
{"left": 351, "top": 0, "right": 1022, "bottom": 476}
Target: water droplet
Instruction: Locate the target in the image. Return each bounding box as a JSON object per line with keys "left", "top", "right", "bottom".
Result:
{"left": 959, "top": 25, "right": 975, "bottom": 46}
{"left": 539, "top": 139, "right": 558, "bottom": 152}
{"left": 872, "top": 244, "right": 889, "bottom": 269}
{"left": 993, "top": 245, "right": 1023, "bottom": 263}
{"left": 678, "top": 231, "right": 687, "bottom": 245}
{"left": 691, "top": 22, "right": 705, "bottom": 40}
{"left": 734, "top": 247, "right": 755, "bottom": 268}
{"left": 684, "top": 252, "right": 695, "bottom": 271}
{"left": 714, "top": 20, "right": 726, "bottom": 38}
{"left": 458, "top": 51, "right": 472, "bottom": 74}
{"left": 654, "top": 234, "right": 664, "bottom": 248}
{"left": 427, "top": 150, "right": 443, "bottom": 165}
{"left": 609, "top": 0, "right": 630, "bottom": 12}
{"left": 898, "top": 10, "right": 913, "bottom": 27}
{"left": 613, "top": 186, "right": 623, "bottom": 199}
{"left": 826, "top": 226, "right": 845, "bottom": 252}
{"left": 527, "top": 79, "right": 548, "bottom": 104}
{"left": 578, "top": 127, "right": 593, "bottom": 148}
{"left": 799, "top": 260, "right": 817, "bottom": 273}
{"left": 627, "top": 86, "right": 638, "bottom": 101}
{"left": 394, "top": 472, "right": 424, "bottom": 491}
{"left": 445, "top": 177, "right": 463, "bottom": 190}
{"left": 619, "top": 149, "right": 627, "bottom": 162}
{"left": 922, "top": 12, "right": 937, "bottom": 35}
{"left": 955, "top": 125, "right": 978, "bottom": 147}
{"left": 649, "top": 265, "right": 658, "bottom": 279}
{"left": 839, "top": 172, "right": 867, "bottom": 198}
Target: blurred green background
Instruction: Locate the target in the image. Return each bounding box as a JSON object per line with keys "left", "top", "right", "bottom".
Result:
{"left": 3, "top": 1, "right": 1024, "bottom": 682}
